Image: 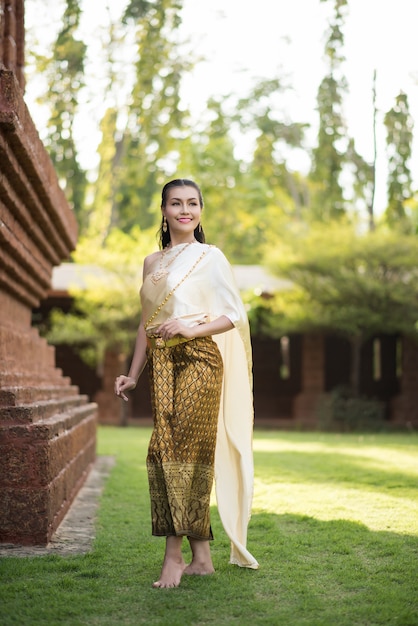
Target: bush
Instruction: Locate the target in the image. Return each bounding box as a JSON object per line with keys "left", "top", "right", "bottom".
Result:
{"left": 317, "top": 386, "right": 387, "bottom": 432}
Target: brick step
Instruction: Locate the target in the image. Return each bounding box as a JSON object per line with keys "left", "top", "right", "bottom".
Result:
{"left": 0, "top": 326, "right": 58, "bottom": 370}
{"left": 0, "top": 371, "right": 71, "bottom": 388}
{"left": 0, "top": 401, "right": 97, "bottom": 443}
{"left": 16, "top": 401, "right": 96, "bottom": 441}
{"left": 0, "top": 385, "right": 80, "bottom": 408}
{"left": 0, "top": 394, "right": 92, "bottom": 424}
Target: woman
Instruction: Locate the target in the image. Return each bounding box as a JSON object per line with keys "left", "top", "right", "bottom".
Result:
{"left": 115, "top": 178, "right": 258, "bottom": 588}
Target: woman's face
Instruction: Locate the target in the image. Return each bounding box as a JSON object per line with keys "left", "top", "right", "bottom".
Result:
{"left": 162, "top": 186, "right": 202, "bottom": 237}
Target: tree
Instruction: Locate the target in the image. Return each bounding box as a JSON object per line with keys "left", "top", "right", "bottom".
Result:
{"left": 310, "top": 0, "right": 374, "bottom": 224}
{"left": 238, "top": 79, "right": 309, "bottom": 222}
{"left": 251, "top": 223, "right": 418, "bottom": 396}
{"left": 85, "top": 107, "right": 121, "bottom": 242}
{"left": 310, "top": 0, "right": 348, "bottom": 219}
{"left": 37, "top": 0, "right": 87, "bottom": 229}
{"left": 384, "top": 92, "right": 414, "bottom": 230}
{"left": 45, "top": 228, "right": 156, "bottom": 369}
{"left": 112, "top": 0, "right": 193, "bottom": 232}
{"left": 176, "top": 80, "right": 310, "bottom": 263}
{"left": 174, "top": 97, "right": 255, "bottom": 261}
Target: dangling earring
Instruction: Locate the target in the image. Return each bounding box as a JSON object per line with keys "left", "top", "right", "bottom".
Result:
{"left": 198, "top": 222, "right": 202, "bottom": 233}
{"left": 162, "top": 216, "right": 167, "bottom": 233}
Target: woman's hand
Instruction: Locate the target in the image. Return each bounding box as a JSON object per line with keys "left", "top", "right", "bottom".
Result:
{"left": 155, "top": 319, "right": 195, "bottom": 341}
{"left": 114, "top": 375, "right": 137, "bottom": 402}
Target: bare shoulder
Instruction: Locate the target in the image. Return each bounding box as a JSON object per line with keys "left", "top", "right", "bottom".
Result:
{"left": 142, "top": 250, "right": 161, "bottom": 279}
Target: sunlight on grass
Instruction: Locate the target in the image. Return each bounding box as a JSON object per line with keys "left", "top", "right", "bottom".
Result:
{"left": 252, "top": 432, "right": 418, "bottom": 536}
{"left": 1, "top": 427, "right": 417, "bottom": 626}
{"left": 253, "top": 481, "right": 418, "bottom": 534}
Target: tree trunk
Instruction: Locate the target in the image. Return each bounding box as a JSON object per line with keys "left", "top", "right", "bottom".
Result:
{"left": 368, "top": 69, "right": 377, "bottom": 232}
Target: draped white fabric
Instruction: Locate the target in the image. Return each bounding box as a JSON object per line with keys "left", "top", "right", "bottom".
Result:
{"left": 141, "top": 243, "right": 259, "bottom": 569}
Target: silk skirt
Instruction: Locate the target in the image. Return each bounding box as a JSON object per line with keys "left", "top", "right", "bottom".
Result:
{"left": 146, "top": 336, "right": 223, "bottom": 540}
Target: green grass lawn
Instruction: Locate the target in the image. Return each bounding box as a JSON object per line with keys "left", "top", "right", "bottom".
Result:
{"left": 1, "top": 427, "right": 417, "bottom": 625}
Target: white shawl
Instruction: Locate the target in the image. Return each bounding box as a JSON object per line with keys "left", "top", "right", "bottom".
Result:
{"left": 141, "top": 244, "right": 259, "bottom": 569}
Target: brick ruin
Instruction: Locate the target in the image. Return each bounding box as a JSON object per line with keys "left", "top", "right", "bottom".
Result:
{"left": 0, "top": 0, "right": 97, "bottom": 545}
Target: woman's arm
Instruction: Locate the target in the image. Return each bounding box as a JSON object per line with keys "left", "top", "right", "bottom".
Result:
{"left": 114, "top": 321, "right": 148, "bottom": 401}
{"left": 114, "top": 255, "right": 156, "bottom": 401}
{"left": 127, "top": 321, "right": 148, "bottom": 380}
{"left": 116, "top": 313, "right": 233, "bottom": 400}
{"left": 155, "top": 314, "right": 233, "bottom": 342}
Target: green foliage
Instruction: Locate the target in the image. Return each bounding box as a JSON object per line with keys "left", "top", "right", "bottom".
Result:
{"left": 245, "top": 286, "right": 310, "bottom": 338}
{"left": 406, "top": 193, "right": 418, "bottom": 234}
{"left": 311, "top": 0, "right": 375, "bottom": 224}
{"left": 347, "top": 136, "right": 375, "bottom": 219}
{"left": 384, "top": 92, "right": 414, "bottom": 229}
{"left": 317, "top": 386, "right": 386, "bottom": 432}
{"left": 123, "top": 0, "right": 183, "bottom": 26}
{"left": 26, "top": 0, "right": 418, "bottom": 361}
{"left": 248, "top": 221, "right": 418, "bottom": 396}
{"left": 236, "top": 79, "right": 310, "bottom": 223}
{"left": 173, "top": 90, "right": 310, "bottom": 263}
{"left": 85, "top": 108, "right": 120, "bottom": 241}
{"left": 310, "top": 0, "right": 348, "bottom": 219}
{"left": 320, "top": 0, "right": 348, "bottom": 61}
{"left": 310, "top": 74, "right": 347, "bottom": 218}
{"left": 27, "top": 0, "right": 416, "bottom": 244}
{"left": 37, "top": 0, "right": 88, "bottom": 228}
{"left": 46, "top": 228, "right": 156, "bottom": 366}
{"left": 176, "top": 98, "right": 254, "bottom": 261}
{"left": 263, "top": 223, "right": 418, "bottom": 339}
{"left": 114, "top": 0, "right": 193, "bottom": 231}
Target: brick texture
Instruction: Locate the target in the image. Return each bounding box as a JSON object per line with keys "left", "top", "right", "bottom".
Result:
{"left": 293, "top": 334, "right": 325, "bottom": 425}
{"left": 390, "top": 337, "right": 418, "bottom": 427}
{"left": 0, "top": 4, "right": 98, "bottom": 546}
{"left": 0, "top": 0, "right": 25, "bottom": 89}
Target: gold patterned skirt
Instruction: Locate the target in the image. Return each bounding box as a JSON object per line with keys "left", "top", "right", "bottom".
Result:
{"left": 146, "top": 336, "right": 223, "bottom": 540}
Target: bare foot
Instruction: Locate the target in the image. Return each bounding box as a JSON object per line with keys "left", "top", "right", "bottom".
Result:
{"left": 183, "top": 560, "right": 215, "bottom": 576}
{"left": 184, "top": 538, "right": 214, "bottom": 576}
{"left": 152, "top": 556, "right": 186, "bottom": 589}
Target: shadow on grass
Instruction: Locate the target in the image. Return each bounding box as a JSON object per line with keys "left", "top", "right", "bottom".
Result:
{"left": 206, "top": 509, "right": 418, "bottom": 626}
{"left": 0, "top": 510, "right": 417, "bottom": 626}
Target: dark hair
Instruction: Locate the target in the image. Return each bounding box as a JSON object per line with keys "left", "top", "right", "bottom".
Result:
{"left": 159, "top": 178, "right": 206, "bottom": 248}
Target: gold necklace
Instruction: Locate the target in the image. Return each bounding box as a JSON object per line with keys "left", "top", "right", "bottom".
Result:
{"left": 150, "top": 242, "right": 193, "bottom": 285}
{"left": 145, "top": 246, "right": 210, "bottom": 329}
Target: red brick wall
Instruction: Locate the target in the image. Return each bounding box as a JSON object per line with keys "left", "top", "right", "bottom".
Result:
{"left": 0, "top": 3, "right": 98, "bottom": 545}
{"left": 293, "top": 333, "right": 325, "bottom": 425}
{"left": 0, "top": 0, "right": 25, "bottom": 89}
{"left": 390, "top": 337, "right": 418, "bottom": 427}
